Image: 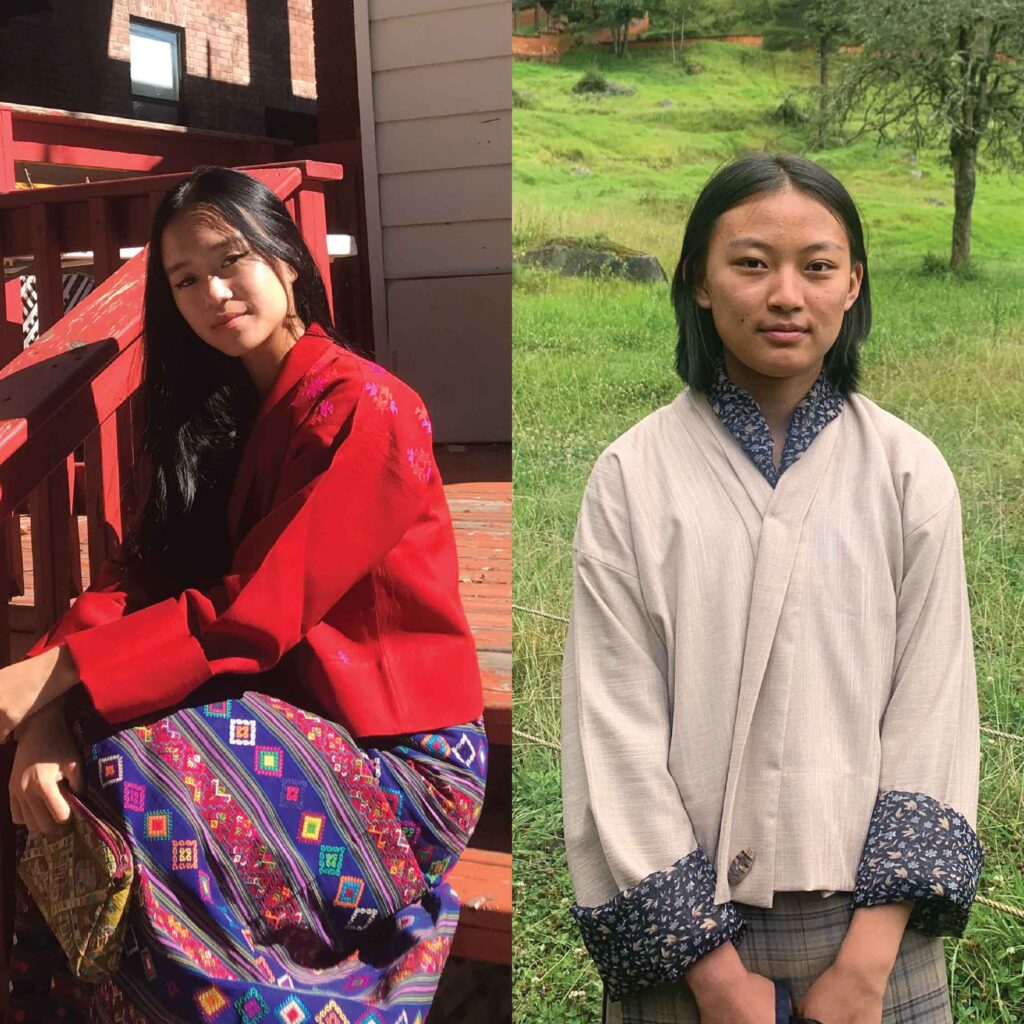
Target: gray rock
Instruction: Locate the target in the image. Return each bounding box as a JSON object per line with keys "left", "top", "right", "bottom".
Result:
{"left": 657, "top": 98, "right": 674, "bottom": 107}
{"left": 570, "top": 165, "right": 591, "bottom": 175}
{"left": 518, "top": 243, "right": 666, "bottom": 283}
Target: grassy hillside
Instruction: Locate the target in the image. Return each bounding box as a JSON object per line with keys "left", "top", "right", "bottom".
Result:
{"left": 513, "top": 43, "right": 1024, "bottom": 1024}
{"left": 513, "top": 45, "right": 1024, "bottom": 270}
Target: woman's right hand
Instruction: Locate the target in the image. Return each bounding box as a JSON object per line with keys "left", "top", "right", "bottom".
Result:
{"left": 8, "top": 699, "right": 85, "bottom": 835}
{"left": 686, "top": 941, "right": 778, "bottom": 1023}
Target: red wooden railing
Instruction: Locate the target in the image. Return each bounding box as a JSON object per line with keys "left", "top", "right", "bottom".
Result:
{"left": 1, "top": 101, "right": 278, "bottom": 181}
{"left": 0, "top": 161, "right": 342, "bottom": 977}
{"left": 1, "top": 103, "right": 373, "bottom": 352}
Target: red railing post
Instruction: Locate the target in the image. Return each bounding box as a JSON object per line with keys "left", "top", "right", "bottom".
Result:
{"left": 295, "top": 186, "right": 333, "bottom": 318}
{"left": 84, "top": 198, "right": 126, "bottom": 569}
{"left": 0, "top": 109, "right": 22, "bottom": 370}
{"left": 88, "top": 196, "right": 120, "bottom": 282}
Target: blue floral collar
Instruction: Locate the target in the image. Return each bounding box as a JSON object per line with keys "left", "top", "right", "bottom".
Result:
{"left": 707, "top": 369, "right": 844, "bottom": 487}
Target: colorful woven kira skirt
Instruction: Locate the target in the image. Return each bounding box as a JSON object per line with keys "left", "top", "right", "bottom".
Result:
{"left": 6, "top": 692, "right": 488, "bottom": 1024}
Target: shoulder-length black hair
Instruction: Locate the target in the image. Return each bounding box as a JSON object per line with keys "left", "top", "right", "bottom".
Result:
{"left": 121, "top": 165, "right": 344, "bottom": 596}
{"left": 670, "top": 152, "right": 871, "bottom": 396}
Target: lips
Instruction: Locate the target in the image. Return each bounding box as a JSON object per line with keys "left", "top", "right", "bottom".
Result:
{"left": 212, "top": 313, "right": 246, "bottom": 329}
{"left": 758, "top": 323, "right": 808, "bottom": 342}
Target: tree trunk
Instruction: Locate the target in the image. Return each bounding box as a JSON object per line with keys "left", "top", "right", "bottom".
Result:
{"left": 622, "top": 20, "right": 629, "bottom": 55}
{"left": 514, "top": 4, "right": 519, "bottom": 32}
{"left": 950, "top": 138, "right": 977, "bottom": 271}
{"left": 534, "top": 1, "right": 540, "bottom": 32}
{"left": 817, "top": 37, "right": 829, "bottom": 148}
{"left": 670, "top": 26, "right": 677, "bottom": 63}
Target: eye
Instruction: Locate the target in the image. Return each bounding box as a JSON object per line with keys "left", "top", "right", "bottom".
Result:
{"left": 223, "top": 250, "right": 248, "bottom": 267}
{"left": 734, "top": 257, "right": 766, "bottom": 270}
{"left": 806, "top": 260, "right": 835, "bottom": 273}
{"left": 173, "top": 275, "right": 195, "bottom": 290}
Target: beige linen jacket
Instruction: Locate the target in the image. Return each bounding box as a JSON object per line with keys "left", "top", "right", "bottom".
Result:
{"left": 562, "top": 387, "right": 981, "bottom": 914}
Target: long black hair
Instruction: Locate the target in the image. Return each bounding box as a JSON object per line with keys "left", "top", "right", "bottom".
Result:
{"left": 121, "top": 165, "right": 344, "bottom": 596}
{"left": 670, "top": 152, "right": 871, "bottom": 395}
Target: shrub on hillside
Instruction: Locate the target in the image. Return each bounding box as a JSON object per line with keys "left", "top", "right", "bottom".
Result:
{"left": 772, "top": 96, "right": 808, "bottom": 125}
{"left": 919, "top": 251, "right": 948, "bottom": 276}
{"left": 573, "top": 68, "right": 609, "bottom": 94}
{"left": 513, "top": 87, "right": 536, "bottom": 109}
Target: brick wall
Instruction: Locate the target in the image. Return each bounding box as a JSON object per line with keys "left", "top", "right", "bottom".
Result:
{"left": 511, "top": 33, "right": 572, "bottom": 62}
{"left": 0, "top": 0, "right": 316, "bottom": 136}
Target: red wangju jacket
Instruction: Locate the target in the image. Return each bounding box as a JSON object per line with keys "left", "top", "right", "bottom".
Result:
{"left": 28, "top": 325, "right": 484, "bottom": 738}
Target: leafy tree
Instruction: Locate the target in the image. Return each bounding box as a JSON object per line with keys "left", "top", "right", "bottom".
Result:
{"left": 647, "top": 0, "right": 712, "bottom": 63}
{"left": 763, "top": 0, "right": 849, "bottom": 147}
{"left": 835, "top": 0, "right": 1024, "bottom": 270}
{"left": 513, "top": 0, "right": 558, "bottom": 34}
{"left": 553, "top": 0, "right": 647, "bottom": 56}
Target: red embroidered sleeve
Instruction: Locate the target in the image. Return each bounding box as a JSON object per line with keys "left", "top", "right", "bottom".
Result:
{"left": 61, "top": 364, "right": 435, "bottom": 724}
{"left": 25, "top": 559, "right": 151, "bottom": 659}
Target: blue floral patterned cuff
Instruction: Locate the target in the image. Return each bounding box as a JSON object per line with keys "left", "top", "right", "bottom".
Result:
{"left": 570, "top": 848, "right": 746, "bottom": 1001}
{"left": 853, "top": 790, "right": 984, "bottom": 937}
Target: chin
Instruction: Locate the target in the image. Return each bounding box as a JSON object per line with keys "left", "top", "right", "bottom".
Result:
{"left": 748, "top": 350, "right": 824, "bottom": 380}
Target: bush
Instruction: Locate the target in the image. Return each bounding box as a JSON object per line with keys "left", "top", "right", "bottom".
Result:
{"left": 573, "top": 68, "right": 609, "bottom": 94}
{"left": 513, "top": 87, "right": 536, "bottom": 109}
{"left": 919, "top": 251, "right": 948, "bottom": 276}
{"left": 772, "top": 97, "right": 808, "bottom": 125}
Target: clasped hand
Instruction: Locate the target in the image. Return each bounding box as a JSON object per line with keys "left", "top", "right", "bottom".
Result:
{"left": 795, "top": 960, "right": 887, "bottom": 1024}
{"left": 8, "top": 697, "right": 85, "bottom": 835}
{"left": 690, "top": 941, "right": 887, "bottom": 1024}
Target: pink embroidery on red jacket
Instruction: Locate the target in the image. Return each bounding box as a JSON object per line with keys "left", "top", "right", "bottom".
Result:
{"left": 309, "top": 398, "right": 335, "bottom": 425}
{"left": 414, "top": 404, "right": 432, "bottom": 435}
{"left": 406, "top": 448, "right": 432, "bottom": 484}
{"left": 365, "top": 380, "right": 399, "bottom": 415}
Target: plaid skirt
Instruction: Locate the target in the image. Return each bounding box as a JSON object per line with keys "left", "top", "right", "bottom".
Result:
{"left": 6, "top": 692, "right": 487, "bottom": 1024}
{"left": 605, "top": 891, "right": 952, "bottom": 1024}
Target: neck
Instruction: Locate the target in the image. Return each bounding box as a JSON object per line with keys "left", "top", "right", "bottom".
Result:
{"left": 722, "top": 353, "right": 823, "bottom": 462}
{"left": 242, "top": 319, "right": 306, "bottom": 398}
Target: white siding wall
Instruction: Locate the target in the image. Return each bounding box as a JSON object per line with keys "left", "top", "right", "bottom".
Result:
{"left": 366, "top": 0, "right": 511, "bottom": 442}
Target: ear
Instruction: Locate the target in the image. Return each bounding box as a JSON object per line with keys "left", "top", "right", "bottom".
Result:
{"left": 694, "top": 273, "right": 712, "bottom": 310}
{"left": 843, "top": 261, "right": 864, "bottom": 311}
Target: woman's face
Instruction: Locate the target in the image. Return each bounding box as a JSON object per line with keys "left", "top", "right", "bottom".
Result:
{"left": 695, "top": 186, "right": 863, "bottom": 388}
{"left": 161, "top": 206, "right": 299, "bottom": 362}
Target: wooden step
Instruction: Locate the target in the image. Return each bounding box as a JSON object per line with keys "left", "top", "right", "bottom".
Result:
{"left": 449, "top": 847, "right": 512, "bottom": 965}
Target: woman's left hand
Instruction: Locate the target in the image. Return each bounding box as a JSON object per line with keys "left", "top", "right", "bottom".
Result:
{"left": 797, "top": 958, "right": 886, "bottom": 1024}
{"left": 0, "top": 646, "right": 79, "bottom": 743}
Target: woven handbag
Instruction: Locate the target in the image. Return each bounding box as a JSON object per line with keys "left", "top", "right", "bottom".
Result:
{"left": 17, "top": 790, "right": 134, "bottom": 981}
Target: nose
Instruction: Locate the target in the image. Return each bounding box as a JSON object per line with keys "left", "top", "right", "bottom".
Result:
{"left": 766, "top": 265, "right": 803, "bottom": 312}
{"left": 205, "top": 275, "right": 232, "bottom": 306}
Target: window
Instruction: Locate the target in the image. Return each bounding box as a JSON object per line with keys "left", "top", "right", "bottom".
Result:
{"left": 129, "top": 19, "right": 184, "bottom": 124}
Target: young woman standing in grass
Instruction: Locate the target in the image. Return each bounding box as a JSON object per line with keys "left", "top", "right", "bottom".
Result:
{"left": 562, "top": 153, "right": 982, "bottom": 1024}
{"left": 0, "top": 166, "right": 486, "bottom": 1022}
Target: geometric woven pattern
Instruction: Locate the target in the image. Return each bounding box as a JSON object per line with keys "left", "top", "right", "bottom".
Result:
{"left": 60, "top": 699, "right": 489, "bottom": 1022}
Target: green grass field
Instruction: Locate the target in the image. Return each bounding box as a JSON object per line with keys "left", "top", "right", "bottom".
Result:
{"left": 513, "top": 43, "right": 1024, "bottom": 1024}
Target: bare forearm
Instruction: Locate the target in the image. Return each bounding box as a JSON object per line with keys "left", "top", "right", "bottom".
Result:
{"left": 32, "top": 645, "right": 80, "bottom": 703}
{"left": 1, "top": 645, "right": 80, "bottom": 743}
{"left": 684, "top": 939, "right": 747, "bottom": 999}
{"left": 835, "top": 902, "right": 914, "bottom": 988}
